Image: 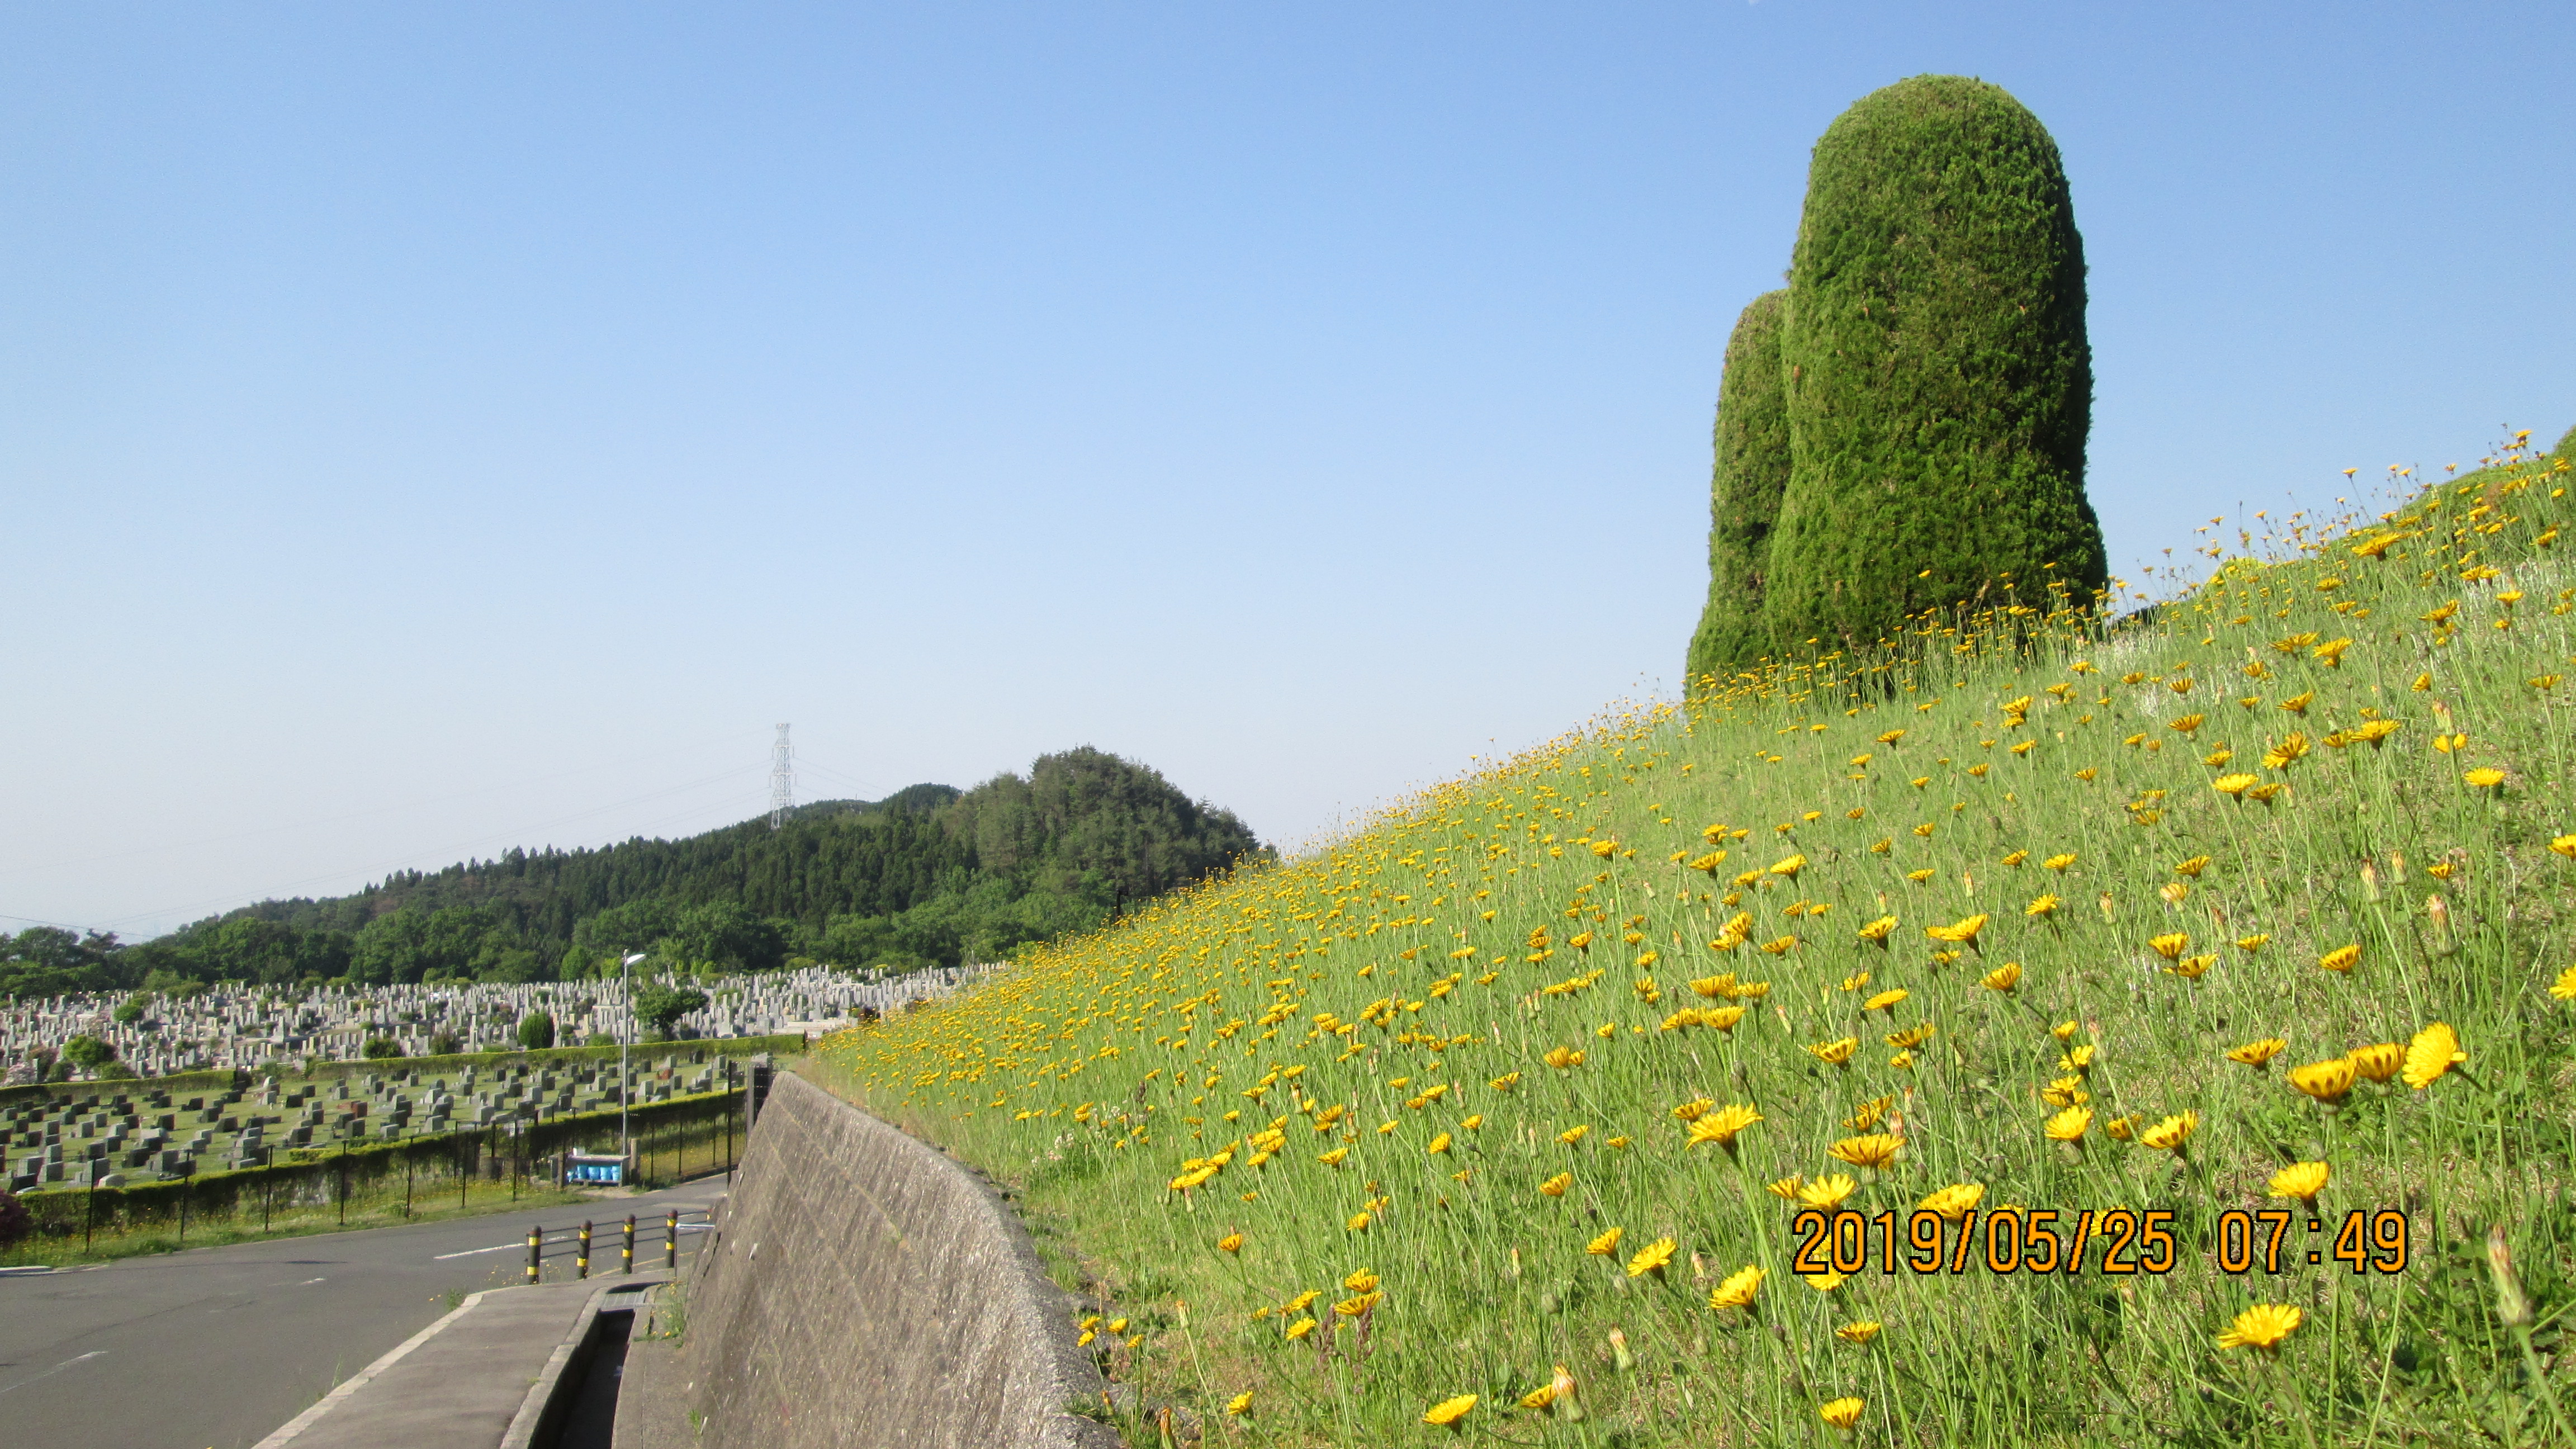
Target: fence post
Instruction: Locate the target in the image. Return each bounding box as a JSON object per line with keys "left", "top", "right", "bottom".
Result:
{"left": 622, "top": 1214, "right": 634, "bottom": 1275}
{"left": 577, "top": 1220, "right": 591, "bottom": 1279}
{"left": 665, "top": 1208, "right": 678, "bottom": 1272}
{"left": 527, "top": 1224, "right": 542, "bottom": 1285}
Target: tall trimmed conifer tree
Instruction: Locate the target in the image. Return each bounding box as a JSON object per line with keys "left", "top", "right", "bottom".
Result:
{"left": 1757, "top": 75, "right": 2106, "bottom": 654}
{"left": 1685, "top": 288, "right": 1792, "bottom": 685}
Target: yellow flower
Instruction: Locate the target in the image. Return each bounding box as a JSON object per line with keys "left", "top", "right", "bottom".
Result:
{"left": 1226, "top": 1391, "right": 1253, "bottom": 1415}
{"left": 2236, "top": 934, "right": 2271, "bottom": 951}
{"left": 1542, "top": 1046, "right": 1586, "bottom": 1071}
{"left": 2213, "top": 773, "right": 2257, "bottom": 795}
{"left": 2226, "top": 1038, "right": 2285, "bottom": 1069}
{"left": 1925, "top": 913, "right": 1990, "bottom": 945}
{"left": 2149, "top": 932, "right": 2189, "bottom": 961}
{"left": 1798, "top": 1173, "right": 1858, "bottom": 1209}
{"left": 1216, "top": 1232, "right": 1245, "bottom": 1254}
{"left": 1919, "top": 1183, "right": 1985, "bottom": 1219}
{"left": 1819, "top": 1396, "right": 1866, "bottom": 1432}
{"left": 2553, "top": 966, "right": 2576, "bottom": 1002}
{"left": 1827, "top": 1134, "right": 1901, "bottom": 1169}
{"left": 2465, "top": 767, "right": 2507, "bottom": 789}
{"left": 1906, "top": 868, "right": 1934, "bottom": 883}
{"left": 1708, "top": 1265, "right": 1765, "bottom": 1310}
{"left": 1347, "top": 1211, "right": 1372, "bottom": 1232}
{"left": 1701, "top": 1005, "right": 1747, "bottom": 1031}
{"left": 1427, "top": 1132, "right": 1452, "bottom": 1155}
{"left": 2551, "top": 835, "right": 2576, "bottom": 860}
{"left": 1559, "top": 1124, "right": 1590, "bottom": 1145}
{"left": 2317, "top": 943, "right": 2361, "bottom": 973}
{"left": 1586, "top": 1227, "right": 1624, "bottom": 1257}
{"left": 1670, "top": 1097, "right": 1714, "bottom": 1123}
{"left": 1490, "top": 1072, "right": 1521, "bottom": 1091}
{"left": 1626, "top": 1237, "right": 1678, "bottom": 1278}
{"left": 1803, "top": 1268, "right": 1848, "bottom": 1292}
{"left": 1835, "top": 1320, "right": 1882, "bottom": 1345}
{"left": 2269, "top": 1162, "right": 2331, "bottom": 1203}
{"left": 2043, "top": 852, "right": 2077, "bottom": 871}
{"left": 1285, "top": 1317, "right": 1317, "bottom": 1340}
{"left": 1539, "top": 1172, "right": 1573, "bottom": 1197}
{"left": 2139, "top": 1111, "right": 2198, "bottom": 1152}
{"left": 1423, "top": 1394, "right": 1477, "bottom": 1427}
{"left": 1318, "top": 1147, "right": 1350, "bottom": 1166}
{"left": 1344, "top": 1268, "right": 1380, "bottom": 1292}
{"left": 2217, "top": 1304, "right": 2303, "bottom": 1352}
{"left": 1863, "top": 988, "right": 1909, "bottom": 1013}
{"left": 2287, "top": 1057, "right": 2357, "bottom": 1103}
{"left": 2348, "top": 1042, "right": 2404, "bottom": 1082}
{"left": 2280, "top": 690, "right": 2314, "bottom": 714}
{"left": 1687, "top": 1103, "right": 1763, "bottom": 1149}
{"left": 2025, "top": 893, "right": 2061, "bottom": 918}
{"left": 1519, "top": 1384, "right": 1556, "bottom": 1411}
{"left": 2052, "top": 1020, "right": 2078, "bottom": 1041}
{"left": 2044, "top": 1106, "right": 2091, "bottom": 1142}
{"left": 1771, "top": 853, "right": 1807, "bottom": 878}
{"left": 1855, "top": 915, "right": 1897, "bottom": 945}
{"left": 2167, "top": 953, "right": 2217, "bottom": 979}
{"left": 2103, "top": 1114, "right": 2137, "bottom": 1141}
{"left": 2403, "top": 1022, "right": 2465, "bottom": 1088}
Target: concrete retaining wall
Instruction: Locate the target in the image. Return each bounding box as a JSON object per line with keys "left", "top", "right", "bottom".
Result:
{"left": 679, "top": 1073, "right": 1116, "bottom": 1449}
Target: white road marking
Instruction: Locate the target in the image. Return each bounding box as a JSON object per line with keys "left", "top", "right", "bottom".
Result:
{"left": 432, "top": 1243, "right": 520, "bottom": 1260}
{"left": 0, "top": 1349, "right": 106, "bottom": 1397}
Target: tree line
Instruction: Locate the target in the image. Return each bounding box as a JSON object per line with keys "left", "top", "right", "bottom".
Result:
{"left": 3, "top": 747, "right": 1265, "bottom": 997}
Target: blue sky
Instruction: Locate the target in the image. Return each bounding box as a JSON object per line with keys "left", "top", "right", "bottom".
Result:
{"left": 5, "top": 3, "right": 2570, "bottom": 938}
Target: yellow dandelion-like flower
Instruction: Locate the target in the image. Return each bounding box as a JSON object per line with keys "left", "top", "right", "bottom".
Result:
{"left": 1771, "top": 853, "right": 1807, "bottom": 878}
{"left": 1347, "top": 1211, "right": 1372, "bottom": 1232}
{"left": 1827, "top": 1134, "right": 1901, "bottom": 1170}
{"left": 2269, "top": 1162, "right": 2330, "bottom": 1203}
{"left": 2139, "top": 1111, "right": 2198, "bottom": 1152}
{"left": 1819, "top": 1396, "right": 1865, "bottom": 1431}
{"left": 1856, "top": 915, "right": 1897, "bottom": 945}
{"left": 1982, "top": 961, "right": 2023, "bottom": 993}
{"left": 1687, "top": 1103, "right": 1763, "bottom": 1149}
{"left": 2217, "top": 1304, "right": 2303, "bottom": 1352}
{"left": 2552, "top": 966, "right": 2576, "bottom": 1002}
{"left": 2236, "top": 933, "right": 2271, "bottom": 951}
{"left": 1559, "top": 1124, "right": 1590, "bottom": 1145}
{"left": 1925, "top": 913, "right": 1990, "bottom": 945}
{"left": 2103, "top": 1114, "right": 2137, "bottom": 1140}
{"left": 1216, "top": 1232, "right": 1245, "bottom": 1253}
{"left": 1708, "top": 1265, "right": 1765, "bottom": 1309}
{"left": 2287, "top": 1058, "right": 2356, "bottom": 1102}
{"left": 2403, "top": 1022, "right": 2465, "bottom": 1088}
{"left": 1586, "top": 1227, "right": 1624, "bottom": 1257}
{"left": 2464, "top": 767, "right": 2507, "bottom": 789}
{"left": 1542, "top": 1046, "right": 1586, "bottom": 1071}
{"left": 1803, "top": 1268, "right": 1848, "bottom": 1292}
{"left": 1518, "top": 1384, "right": 1556, "bottom": 1411}
{"left": 1539, "top": 1172, "right": 1572, "bottom": 1197}
{"left": 2551, "top": 835, "right": 2576, "bottom": 860}
{"left": 1918, "top": 1183, "right": 1985, "bottom": 1219}
{"left": 2025, "top": 893, "right": 2061, "bottom": 918}
{"left": 1626, "top": 1237, "right": 1678, "bottom": 1278}
{"left": 1427, "top": 1132, "right": 1452, "bottom": 1155}
{"left": 1423, "top": 1394, "right": 1477, "bottom": 1427}
{"left": 2149, "top": 932, "right": 2190, "bottom": 961}
{"left": 1798, "top": 1173, "right": 1858, "bottom": 1209}
{"left": 2213, "top": 773, "right": 2257, "bottom": 795}
{"left": 2317, "top": 943, "right": 2361, "bottom": 973}
{"left": 1670, "top": 1097, "right": 1714, "bottom": 1123}
{"left": 1318, "top": 1147, "right": 1350, "bottom": 1166}
{"left": 1227, "top": 1391, "right": 1253, "bottom": 1415}
{"left": 1807, "top": 1037, "right": 1859, "bottom": 1066}
{"left": 2226, "top": 1038, "right": 2285, "bottom": 1069}
{"left": 1285, "top": 1317, "right": 1317, "bottom": 1340}
{"left": 2044, "top": 1105, "right": 2091, "bottom": 1142}
{"left": 2348, "top": 1042, "right": 2404, "bottom": 1082}
{"left": 1863, "top": 988, "right": 1909, "bottom": 1013}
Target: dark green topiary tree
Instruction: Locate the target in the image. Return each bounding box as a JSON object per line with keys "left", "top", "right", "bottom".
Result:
{"left": 1759, "top": 75, "right": 2106, "bottom": 654}
{"left": 1685, "top": 289, "right": 1793, "bottom": 685}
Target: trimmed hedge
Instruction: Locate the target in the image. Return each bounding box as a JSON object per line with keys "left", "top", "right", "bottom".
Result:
{"left": 1685, "top": 288, "right": 1794, "bottom": 683}
{"left": 1758, "top": 75, "right": 2106, "bottom": 654}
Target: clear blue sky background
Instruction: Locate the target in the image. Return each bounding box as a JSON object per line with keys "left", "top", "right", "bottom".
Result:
{"left": 5, "top": 3, "right": 2570, "bottom": 939}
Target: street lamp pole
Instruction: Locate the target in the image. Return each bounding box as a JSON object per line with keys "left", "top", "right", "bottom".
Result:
{"left": 621, "top": 952, "right": 647, "bottom": 1175}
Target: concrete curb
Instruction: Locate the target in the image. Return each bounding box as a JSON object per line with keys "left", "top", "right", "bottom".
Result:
{"left": 250, "top": 1290, "right": 493, "bottom": 1448}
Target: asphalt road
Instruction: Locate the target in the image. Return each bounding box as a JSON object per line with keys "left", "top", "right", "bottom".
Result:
{"left": 0, "top": 1175, "right": 731, "bottom": 1449}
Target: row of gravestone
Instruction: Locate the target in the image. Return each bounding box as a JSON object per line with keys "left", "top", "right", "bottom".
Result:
{"left": 6, "top": 1053, "right": 729, "bottom": 1192}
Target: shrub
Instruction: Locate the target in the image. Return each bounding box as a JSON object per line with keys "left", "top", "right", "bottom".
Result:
{"left": 1761, "top": 75, "right": 2106, "bottom": 653}
{"left": 518, "top": 1011, "right": 556, "bottom": 1051}
{"left": 427, "top": 1030, "right": 462, "bottom": 1056}
{"left": 1685, "top": 288, "right": 1793, "bottom": 684}
{"left": 360, "top": 1036, "right": 401, "bottom": 1060}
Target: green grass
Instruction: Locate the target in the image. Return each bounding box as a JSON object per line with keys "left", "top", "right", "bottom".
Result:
{"left": 811, "top": 439, "right": 2576, "bottom": 1447}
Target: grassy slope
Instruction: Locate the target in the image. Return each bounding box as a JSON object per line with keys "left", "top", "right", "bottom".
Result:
{"left": 812, "top": 444, "right": 2576, "bottom": 1448}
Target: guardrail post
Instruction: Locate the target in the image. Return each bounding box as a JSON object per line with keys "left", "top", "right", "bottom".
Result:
{"left": 577, "top": 1220, "right": 591, "bottom": 1279}
{"left": 528, "top": 1224, "right": 542, "bottom": 1284}
{"left": 622, "top": 1214, "right": 635, "bottom": 1275}
{"left": 665, "top": 1209, "right": 679, "bottom": 1271}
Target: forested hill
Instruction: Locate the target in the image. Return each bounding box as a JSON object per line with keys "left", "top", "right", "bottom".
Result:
{"left": 2, "top": 749, "right": 1265, "bottom": 997}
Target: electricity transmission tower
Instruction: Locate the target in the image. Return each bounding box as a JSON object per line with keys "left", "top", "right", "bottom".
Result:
{"left": 769, "top": 724, "right": 795, "bottom": 828}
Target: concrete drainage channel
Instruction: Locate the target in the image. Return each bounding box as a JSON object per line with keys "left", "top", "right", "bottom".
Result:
{"left": 253, "top": 1071, "right": 1116, "bottom": 1448}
